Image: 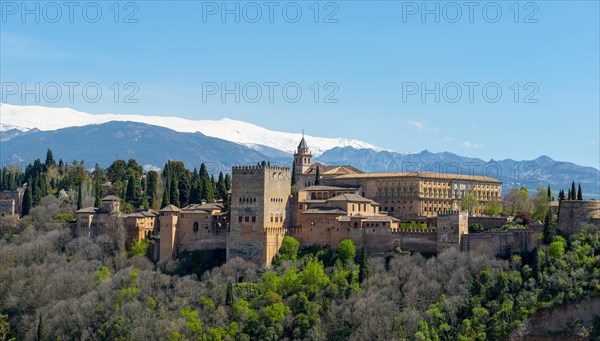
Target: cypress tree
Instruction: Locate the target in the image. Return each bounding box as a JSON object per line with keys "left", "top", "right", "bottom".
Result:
{"left": 22, "top": 184, "right": 32, "bottom": 215}
{"left": 567, "top": 188, "right": 572, "bottom": 200}
{"left": 225, "top": 282, "right": 234, "bottom": 306}
{"left": 291, "top": 161, "right": 297, "bottom": 187}
{"left": 577, "top": 183, "right": 583, "bottom": 200}
{"left": 126, "top": 174, "right": 136, "bottom": 202}
{"left": 358, "top": 246, "right": 370, "bottom": 283}
{"left": 161, "top": 181, "right": 170, "bottom": 208}
{"left": 543, "top": 211, "right": 556, "bottom": 245}
{"left": 203, "top": 177, "right": 215, "bottom": 203}
{"left": 44, "top": 149, "right": 55, "bottom": 168}
{"left": 170, "top": 178, "right": 180, "bottom": 207}
{"left": 558, "top": 189, "right": 565, "bottom": 201}
{"left": 225, "top": 174, "right": 232, "bottom": 191}
{"left": 146, "top": 170, "right": 159, "bottom": 208}
{"left": 217, "top": 172, "right": 227, "bottom": 200}
{"left": 190, "top": 180, "right": 202, "bottom": 204}
{"left": 547, "top": 186, "right": 551, "bottom": 200}
{"left": 314, "top": 165, "right": 320, "bottom": 186}
{"left": 94, "top": 179, "right": 102, "bottom": 208}
{"left": 571, "top": 181, "right": 576, "bottom": 200}
{"left": 37, "top": 313, "right": 45, "bottom": 341}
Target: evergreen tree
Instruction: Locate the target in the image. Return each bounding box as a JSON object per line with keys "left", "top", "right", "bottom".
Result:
{"left": 37, "top": 313, "right": 45, "bottom": 341}
{"left": 543, "top": 211, "right": 556, "bottom": 245}
{"left": 22, "top": 184, "right": 32, "bottom": 215}
{"left": 558, "top": 189, "right": 565, "bottom": 201}
{"left": 567, "top": 188, "right": 572, "bottom": 200}
{"left": 170, "top": 178, "right": 180, "bottom": 207}
{"left": 358, "top": 245, "right": 370, "bottom": 283}
{"left": 126, "top": 175, "right": 136, "bottom": 202}
{"left": 547, "top": 186, "right": 551, "bottom": 200}
{"left": 314, "top": 165, "right": 320, "bottom": 186}
{"left": 217, "top": 172, "right": 227, "bottom": 200}
{"left": 94, "top": 179, "right": 102, "bottom": 208}
{"left": 161, "top": 181, "right": 170, "bottom": 208}
{"left": 202, "top": 177, "right": 215, "bottom": 203}
{"left": 571, "top": 181, "right": 576, "bottom": 200}
{"left": 577, "top": 183, "right": 583, "bottom": 200}
{"left": 44, "top": 149, "right": 55, "bottom": 168}
{"left": 225, "top": 174, "right": 232, "bottom": 191}
{"left": 77, "top": 183, "right": 83, "bottom": 210}
{"left": 225, "top": 282, "right": 234, "bottom": 307}
{"left": 189, "top": 180, "right": 202, "bottom": 204}
{"left": 146, "top": 170, "right": 159, "bottom": 208}
{"left": 291, "top": 161, "right": 297, "bottom": 187}
{"left": 199, "top": 164, "right": 214, "bottom": 203}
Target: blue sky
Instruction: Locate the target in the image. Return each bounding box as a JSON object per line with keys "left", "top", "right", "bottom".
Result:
{"left": 1, "top": 1, "right": 599, "bottom": 168}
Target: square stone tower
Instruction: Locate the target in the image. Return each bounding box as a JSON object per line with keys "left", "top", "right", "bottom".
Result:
{"left": 436, "top": 211, "right": 468, "bottom": 253}
{"left": 227, "top": 165, "right": 291, "bottom": 267}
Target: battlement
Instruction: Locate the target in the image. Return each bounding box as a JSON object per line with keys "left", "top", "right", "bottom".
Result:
{"left": 437, "top": 210, "right": 466, "bottom": 217}
{"left": 232, "top": 165, "right": 290, "bottom": 172}
{"left": 392, "top": 228, "right": 437, "bottom": 235}
{"left": 264, "top": 226, "right": 287, "bottom": 234}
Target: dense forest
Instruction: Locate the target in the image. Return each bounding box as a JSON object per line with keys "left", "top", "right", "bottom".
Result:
{"left": 1, "top": 150, "right": 599, "bottom": 340}
{"left": 1, "top": 195, "right": 599, "bottom": 340}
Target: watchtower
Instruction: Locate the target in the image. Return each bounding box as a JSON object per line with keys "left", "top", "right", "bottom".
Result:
{"left": 227, "top": 165, "right": 291, "bottom": 267}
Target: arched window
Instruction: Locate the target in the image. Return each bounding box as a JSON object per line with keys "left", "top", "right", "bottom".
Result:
{"left": 193, "top": 222, "right": 199, "bottom": 232}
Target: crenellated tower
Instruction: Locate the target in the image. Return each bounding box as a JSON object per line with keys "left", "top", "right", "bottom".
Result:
{"left": 227, "top": 165, "right": 291, "bottom": 267}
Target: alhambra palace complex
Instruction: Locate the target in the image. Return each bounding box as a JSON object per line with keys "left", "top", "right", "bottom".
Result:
{"left": 65, "top": 137, "right": 600, "bottom": 267}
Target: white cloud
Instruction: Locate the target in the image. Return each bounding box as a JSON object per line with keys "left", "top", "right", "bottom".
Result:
{"left": 461, "top": 141, "right": 484, "bottom": 148}
{"left": 406, "top": 120, "right": 426, "bottom": 130}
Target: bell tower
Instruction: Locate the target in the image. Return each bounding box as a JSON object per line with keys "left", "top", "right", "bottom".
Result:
{"left": 294, "top": 132, "right": 312, "bottom": 175}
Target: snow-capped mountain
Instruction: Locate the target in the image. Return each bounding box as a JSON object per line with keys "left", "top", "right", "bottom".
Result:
{"left": 0, "top": 103, "right": 388, "bottom": 156}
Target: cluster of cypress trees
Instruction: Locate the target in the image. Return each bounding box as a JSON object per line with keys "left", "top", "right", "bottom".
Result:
{"left": 557, "top": 181, "right": 583, "bottom": 201}
{"left": 3, "top": 149, "right": 236, "bottom": 216}
{"left": 161, "top": 161, "right": 231, "bottom": 209}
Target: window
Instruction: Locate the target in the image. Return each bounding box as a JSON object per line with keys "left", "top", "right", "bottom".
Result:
{"left": 193, "top": 222, "right": 199, "bottom": 232}
{"left": 245, "top": 216, "right": 249, "bottom": 222}
{"left": 238, "top": 216, "right": 243, "bottom": 222}
{"left": 252, "top": 216, "right": 256, "bottom": 222}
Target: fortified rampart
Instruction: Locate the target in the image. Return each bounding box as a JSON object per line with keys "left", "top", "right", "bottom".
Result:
{"left": 461, "top": 227, "right": 542, "bottom": 257}
{"left": 557, "top": 200, "right": 600, "bottom": 236}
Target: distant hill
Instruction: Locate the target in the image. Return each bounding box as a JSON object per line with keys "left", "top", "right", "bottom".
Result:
{"left": 317, "top": 147, "right": 600, "bottom": 199}
{"left": 0, "top": 121, "right": 290, "bottom": 172}
{"left": 1, "top": 120, "right": 598, "bottom": 199}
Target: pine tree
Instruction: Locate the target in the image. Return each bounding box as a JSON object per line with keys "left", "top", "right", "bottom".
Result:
{"left": 314, "top": 165, "right": 320, "bottom": 186}
{"left": 358, "top": 246, "right": 370, "bottom": 283}
{"left": 22, "top": 184, "right": 32, "bottom": 215}
{"left": 571, "top": 181, "right": 576, "bottom": 200}
{"left": 577, "top": 183, "right": 583, "bottom": 200}
{"left": 225, "top": 282, "right": 234, "bottom": 307}
{"left": 77, "top": 183, "right": 83, "bottom": 210}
